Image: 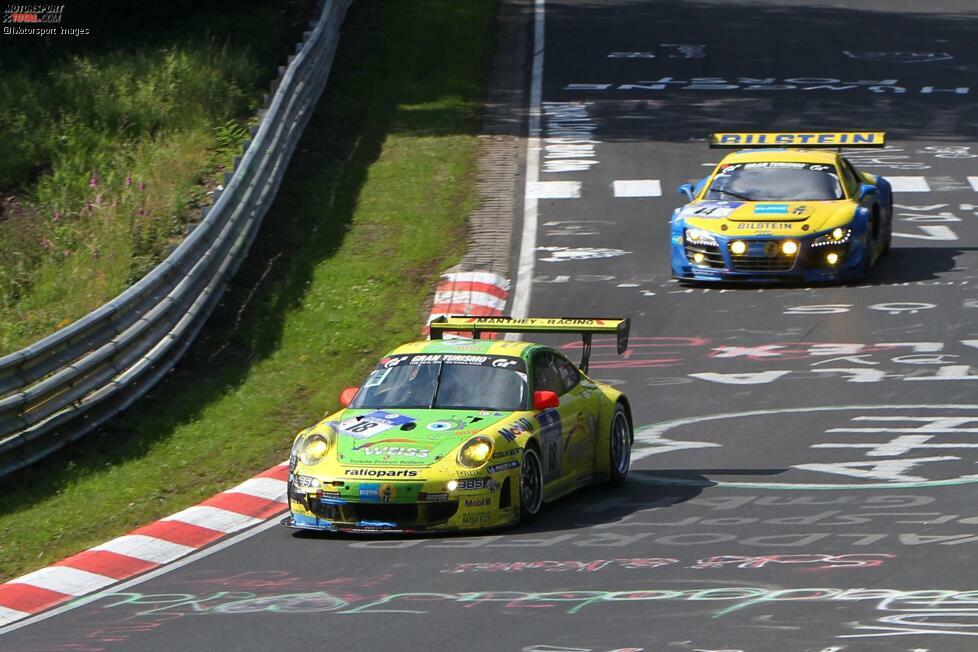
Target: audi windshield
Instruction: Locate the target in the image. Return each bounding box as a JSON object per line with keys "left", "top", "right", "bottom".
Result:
{"left": 705, "top": 162, "right": 844, "bottom": 201}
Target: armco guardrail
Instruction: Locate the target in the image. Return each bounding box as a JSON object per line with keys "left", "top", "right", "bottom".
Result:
{"left": 0, "top": 0, "right": 352, "bottom": 477}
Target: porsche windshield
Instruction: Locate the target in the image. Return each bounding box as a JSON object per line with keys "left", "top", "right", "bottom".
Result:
{"left": 705, "top": 162, "right": 844, "bottom": 201}
{"left": 350, "top": 353, "right": 527, "bottom": 411}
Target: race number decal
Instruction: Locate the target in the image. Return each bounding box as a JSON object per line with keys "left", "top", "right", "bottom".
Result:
{"left": 338, "top": 411, "right": 415, "bottom": 440}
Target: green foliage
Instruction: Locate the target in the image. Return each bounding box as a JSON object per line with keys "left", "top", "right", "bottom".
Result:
{"left": 0, "top": 2, "right": 306, "bottom": 353}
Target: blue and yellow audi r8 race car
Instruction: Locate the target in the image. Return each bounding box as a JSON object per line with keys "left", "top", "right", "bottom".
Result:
{"left": 282, "top": 317, "right": 633, "bottom": 534}
{"left": 671, "top": 132, "right": 893, "bottom": 283}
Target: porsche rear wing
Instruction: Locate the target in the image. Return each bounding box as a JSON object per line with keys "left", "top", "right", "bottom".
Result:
{"left": 428, "top": 316, "right": 630, "bottom": 373}
{"left": 709, "top": 131, "right": 886, "bottom": 149}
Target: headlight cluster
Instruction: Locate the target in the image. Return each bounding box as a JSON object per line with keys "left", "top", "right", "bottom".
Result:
{"left": 684, "top": 228, "right": 718, "bottom": 246}
{"left": 812, "top": 227, "right": 852, "bottom": 248}
{"left": 292, "top": 426, "right": 335, "bottom": 466}
{"left": 457, "top": 436, "right": 494, "bottom": 468}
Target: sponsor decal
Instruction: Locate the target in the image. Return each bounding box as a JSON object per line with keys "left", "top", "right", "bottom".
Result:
{"left": 419, "top": 492, "right": 449, "bottom": 502}
{"left": 379, "top": 483, "right": 397, "bottom": 502}
{"left": 736, "top": 222, "right": 792, "bottom": 230}
{"left": 378, "top": 354, "right": 526, "bottom": 371}
{"left": 464, "top": 497, "right": 492, "bottom": 508}
{"left": 455, "top": 477, "right": 499, "bottom": 492}
{"left": 713, "top": 132, "right": 884, "bottom": 147}
{"left": 292, "top": 474, "right": 320, "bottom": 488}
{"left": 359, "top": 483, "right": 381, "bottom": 501}
{"left": 345, "top": 469, "right": 419, "bottom": 478}
{"left": 427, "top": 419, "right": 466, "bottom": 432}
{"left": 361, "top": 446, "right": 431, "bottom": 459}
{"left": 679, "top": 202, "right": 741, "bottom": 219}
{"left": 487, "top": 460, "right": 520, "bottom": 474}
{"left": 754, "top": 204, "right": 789, "bottom": 214}
{"left": 338, "top": 411, "right": 416, "bottom": 440}
{"left": 461, "top": 512, "right": 493, "bottom": 525}
{"left": 492, "top": 448, "right": 521, "bottom": 459}
{"left": 320, "top": 490, "right": 341, "bottom": 499}
{"left": 499, "top": 417, "right": 534, "bottom": 442}
{"left": 538, "top": 409, "right": 563, "bottom": 480}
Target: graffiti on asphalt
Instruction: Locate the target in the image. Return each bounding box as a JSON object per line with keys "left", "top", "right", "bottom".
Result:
{"left": 543, "top": 102, "right": 599, "bottom": 173}
{"left": 63, "top": 585, "right": 978, "bottom": 638}
{"left": 566, "top": 77, "right": 971, "bottom": 95}
{"left": 442, "top": 554, "right": 893, "bottom": 574}
{"left": 608, "top": 43, "right": 706, "bottom": 59}
{"left": 561, "top": 336, "right": 978, "bottom": 384}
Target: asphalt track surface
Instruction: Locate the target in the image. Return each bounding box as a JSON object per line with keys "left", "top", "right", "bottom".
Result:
{"left": 7, "top": 1, "right": 978, "bottom": 650}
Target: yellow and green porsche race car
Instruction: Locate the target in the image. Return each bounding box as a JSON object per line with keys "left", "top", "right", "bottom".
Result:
{"left": 671, "top": 131, "right": 893, "bottom": 283}
{"left": 282, "top": 317, "right": 633, "bottom": 534}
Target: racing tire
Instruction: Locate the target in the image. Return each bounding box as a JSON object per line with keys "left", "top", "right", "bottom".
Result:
{"left": 518, "top": 447, "right": 544, "bottom": 523}
{"left": 608, "top": 404, "right": 632, "bottom": 485}
{"left": 883, "top": 200, "right": 894, "bottom": 255}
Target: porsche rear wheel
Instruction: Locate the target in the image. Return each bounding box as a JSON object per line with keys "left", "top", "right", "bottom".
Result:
{"left": 519, "top": 447, "right": 544, "bottom": 522}
{"left": 608, "top": 404, "right": 632, "bottom": 485}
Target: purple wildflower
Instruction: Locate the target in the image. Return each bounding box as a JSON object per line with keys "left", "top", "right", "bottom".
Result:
{"left": 89, "top": 174, "right": 98, "bottom": 188}
{"left": 125, "top": 175, "right": 132, "bottom": 187}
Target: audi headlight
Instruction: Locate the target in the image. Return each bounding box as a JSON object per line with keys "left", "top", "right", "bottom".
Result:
{"left": 298, "top": 430, "right": 333, "bottom": 466}
{"left": 684, "top": 228, "right": 718, "bottom": 246}
{"left": 457, "top": 436, "right": 494, "bottom": 469}
{"left": 812, "top": 228, "right": 852, "bottom": 247}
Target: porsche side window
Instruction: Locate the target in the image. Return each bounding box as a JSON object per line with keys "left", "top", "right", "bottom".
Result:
{"left": 553, "top": 354, "right": 581, "bottom": 394}
{"left": 532, "top": 351, "right": 563, "bottom": 394}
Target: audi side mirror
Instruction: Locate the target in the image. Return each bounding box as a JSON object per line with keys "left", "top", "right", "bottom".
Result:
{"left": 858, "top": 183, "right": 877, "bottom": 200}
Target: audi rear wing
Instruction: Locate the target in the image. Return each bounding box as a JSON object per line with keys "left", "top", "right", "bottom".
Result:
{"left": 709, "top": 131, "right": 886, "bottom": 149}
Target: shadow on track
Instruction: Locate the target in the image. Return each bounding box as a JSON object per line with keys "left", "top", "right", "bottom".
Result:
{"left": 289, "top": 466, "right": 791, "bottom": 541}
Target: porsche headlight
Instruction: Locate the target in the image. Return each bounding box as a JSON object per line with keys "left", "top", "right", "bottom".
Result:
{"left": 457, "top": 436, "right": 494, "bottom": 469}
{"left": 812, "top": 228, "right": 852, "bottom": 247}
{"left": 685, "top": 228, "right": 718, "bottom": 246}
{"left": 298, "top": 431, "right": 332, "bottom": 466}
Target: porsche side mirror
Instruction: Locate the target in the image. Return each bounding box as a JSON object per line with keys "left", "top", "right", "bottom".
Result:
{"left": 678, "top": 183, "right": 695, "bottom": 201}
{"left": 858, "top": 183, "right": 877, "bottom": 200}
{"left": 533, "top": 390, "right": 560, "bottom": 410}
{"left": 339, "top": 387, "right": 359, "bottom": 407}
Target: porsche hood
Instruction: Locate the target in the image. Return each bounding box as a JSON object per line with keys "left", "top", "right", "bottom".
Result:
{"left": 332, "top": 408, "right": 514, "bottom": 466}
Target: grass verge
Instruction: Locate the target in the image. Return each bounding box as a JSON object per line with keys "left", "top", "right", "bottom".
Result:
{"left": 0, "top": 0, "right": 312, "bottom": 353}
{"left": 0, "top": 0, "right": 498, "bottom": 581}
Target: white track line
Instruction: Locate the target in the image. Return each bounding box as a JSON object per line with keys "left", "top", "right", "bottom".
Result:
{"left": 510, "top": 0, "right": 545, "bottom": 320}
{"left": 613, "top": 179, "right": 662, "bottom": 197}
{"left": 887, "top": 176, "right": 931, "bottom": 192}
{"left": 527, "top": 180, "right": 580, "bottom": 199}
